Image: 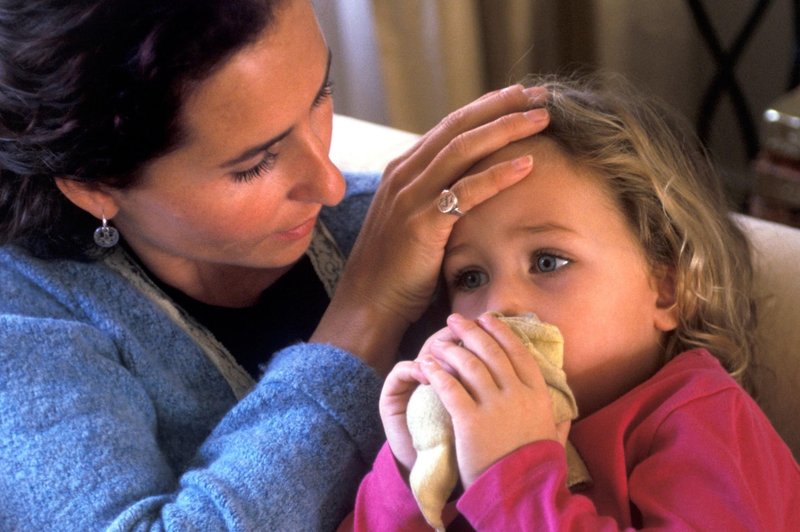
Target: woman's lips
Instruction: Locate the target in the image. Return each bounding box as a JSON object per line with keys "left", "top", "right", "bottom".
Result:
{"left": 274, "top": 216, "right": 316, "bottom": 241}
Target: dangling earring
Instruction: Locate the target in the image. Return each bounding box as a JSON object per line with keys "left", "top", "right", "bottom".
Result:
{"left": 93, "top": 213, "right": 119, "bottom": 248}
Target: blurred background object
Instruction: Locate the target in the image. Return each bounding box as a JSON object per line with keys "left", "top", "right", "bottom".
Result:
{"left": 314, "top": 0, "right": 799, "bottom": 218}
{"left": 752, "top": 89, "right": 800, "bottom": 227}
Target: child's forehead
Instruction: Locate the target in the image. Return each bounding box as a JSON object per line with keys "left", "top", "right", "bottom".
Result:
{"left": 448, "top": 138, "right": 629, "bottom": 257}
{"left": 469, "top": 135, "right": 568, "bottom": 176}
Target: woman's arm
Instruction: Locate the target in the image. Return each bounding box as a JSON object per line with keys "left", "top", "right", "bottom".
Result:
{"left": 0, "top": 316, "right": 382, "bottom": 531}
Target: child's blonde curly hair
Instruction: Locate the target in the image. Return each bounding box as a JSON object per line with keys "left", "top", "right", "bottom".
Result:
{"left": 528, "top": 73, "right": 757, "bottom": 393}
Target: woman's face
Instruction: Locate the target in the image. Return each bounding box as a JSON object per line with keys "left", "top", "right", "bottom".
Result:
{"left": 443, "top": 137, "right": 678, "bottom": 416}
{"left": 105, "top": 0, "right": 343, "bottom": 301}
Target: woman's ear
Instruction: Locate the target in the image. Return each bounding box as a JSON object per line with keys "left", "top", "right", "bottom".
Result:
{"left": 653, "top": 264, "right": 679, "bottom": 332}
{"left": 54, "top": 177, "right": 120, "bottom": 220}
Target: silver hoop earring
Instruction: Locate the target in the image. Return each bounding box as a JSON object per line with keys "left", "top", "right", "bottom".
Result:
{"left": 93, "top": 214, "right": 119, "bottom": 248}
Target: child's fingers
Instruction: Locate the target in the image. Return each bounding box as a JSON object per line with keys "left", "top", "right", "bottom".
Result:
{"left": 418, "top": 355, "right": 476, "bottom": 417}
{"left": 475, "top": 313, "right": 549, "bottom": 391}
{"left": 379, "top": 360, "right": 428, "bottom": 474}
{"left": 427, "top": 336, "right": 498, "bottom": 401}
{"left": 445, "top": 313, "right": 518, "bottom": 389}
{"left": 417, "top": 326, "right": 460, "bottom": 376}
{"left": 379, "top": 360, "right": 426, "bottom": 417}
{"left": 418, "top": 325, "right": 458, "bottom": 354}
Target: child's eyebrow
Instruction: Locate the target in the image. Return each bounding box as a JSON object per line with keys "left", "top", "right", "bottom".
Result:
{"left": 513, "top": 223, "right": 576, "bottom": 238}
{"left": 445, "top": 223, "right": 575, "bottom": 257}
{"left": 444, "top": 223, "right": 576, "bottom": 257}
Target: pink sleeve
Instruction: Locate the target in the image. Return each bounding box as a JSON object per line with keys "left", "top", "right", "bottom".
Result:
{"left": 457, "top": 390, "right": 800, "bottom": 530}
{"left": 341, "top": 442, "right": 434, "bottom": 531}
{"left": 456, "top": 440, "right": 620, "bottom": 530}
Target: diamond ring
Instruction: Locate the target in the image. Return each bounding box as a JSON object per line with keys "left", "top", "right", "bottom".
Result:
{"left": 437, "top": 189, "right": 464, "bottom": 216}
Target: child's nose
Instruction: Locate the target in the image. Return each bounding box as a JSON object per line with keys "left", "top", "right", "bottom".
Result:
{"left": 486, "top": 280, "right": 533, "bottom": 317}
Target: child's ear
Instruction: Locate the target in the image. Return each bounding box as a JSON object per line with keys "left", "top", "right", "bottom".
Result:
{"left": 54, "top": 177, "right": 119, "bottom": 220}
{"left": 653, "top": 264, "right": 679, "bottom": 332}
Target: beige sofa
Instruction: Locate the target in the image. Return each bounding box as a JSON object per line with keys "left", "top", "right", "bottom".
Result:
{"left": 330, "top": 114, "right": 800, "bottom": 461}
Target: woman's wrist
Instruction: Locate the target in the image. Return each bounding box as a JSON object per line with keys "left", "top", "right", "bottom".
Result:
{"left": 310, "top": 295, "right": 409, "bottom": 376}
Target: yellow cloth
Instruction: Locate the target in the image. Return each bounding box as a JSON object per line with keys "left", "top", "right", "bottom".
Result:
{"left": 405, "top": 313, "right": 591, "bottom": 531}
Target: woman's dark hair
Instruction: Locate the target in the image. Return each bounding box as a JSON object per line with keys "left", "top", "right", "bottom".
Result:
{"left": 0, "top": 0, "right": 284, "bottom": 259}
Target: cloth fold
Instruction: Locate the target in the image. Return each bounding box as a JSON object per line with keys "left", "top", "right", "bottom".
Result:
{"left": 405, "top": 312, "right": 592, "bottom": 531}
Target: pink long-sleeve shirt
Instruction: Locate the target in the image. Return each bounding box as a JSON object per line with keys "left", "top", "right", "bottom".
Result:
{"left": 343, "top": 349, "right": 800, "bottom": 531}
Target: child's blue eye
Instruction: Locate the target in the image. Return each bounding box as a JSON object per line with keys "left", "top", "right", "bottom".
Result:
{"left": 534, "top": 253, "right": 570, "bottom": 273}
{"left": 232, "top": 152, "right": 278, "bottom": 183}
{"left": 454, "top": 269, "right": 488, "bottom": 291}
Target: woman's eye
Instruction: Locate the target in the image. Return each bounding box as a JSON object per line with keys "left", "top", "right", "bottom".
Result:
{"left": 232, "top": 152, "right": 278, "bottom": 183}
{"left": 533, "top": 253, "right": 570, "bottom": 273}
{"left": 453, "top": 269, "right": 488, "bottom": 291}
{"left": 312, "top": 80, "right": 334, "bottom": 108}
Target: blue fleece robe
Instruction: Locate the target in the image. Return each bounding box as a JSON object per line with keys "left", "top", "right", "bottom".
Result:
{"left": 0, "top": 173, "right": 384, "bottom": 531}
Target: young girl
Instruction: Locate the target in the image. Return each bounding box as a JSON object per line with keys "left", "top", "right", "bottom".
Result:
{"left": 344, "top": 75, "right": 800, "bottom": 530}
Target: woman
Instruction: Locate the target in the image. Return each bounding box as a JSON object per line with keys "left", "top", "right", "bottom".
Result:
{"left": 0, "top": 0, "right": 547, "bottom": 529}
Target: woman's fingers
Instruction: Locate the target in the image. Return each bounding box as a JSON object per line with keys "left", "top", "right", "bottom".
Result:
{"left": 419, "top": 107, "right": 547, "bottom": 196}
{"left": 394, "top": 85, "right": 546, "bottom": 175}
{"left": 383, "top": 85, "right": 548, "bottom": 198}
{"left": 429, "top": 154, "right": 533, "bottom": 220}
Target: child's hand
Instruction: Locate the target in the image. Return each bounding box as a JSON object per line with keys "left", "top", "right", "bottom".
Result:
{"left": 378, "top": 327, "right": 459, "bottom": 478}
{"left": 421, "top": 313, "right": 568, "bottom": 489}
{"left": 378, "top": 358, "right": 430, "bottom": 477}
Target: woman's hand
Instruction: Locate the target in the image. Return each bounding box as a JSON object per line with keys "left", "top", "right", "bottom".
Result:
{"left": 420, "top": 313, "right": 568, "bottom": 489}
{"left": 313, "top": 85, "right": 549, "bottom": 374}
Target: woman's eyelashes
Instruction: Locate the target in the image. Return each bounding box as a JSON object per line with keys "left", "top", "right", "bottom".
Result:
{"left": 312, "top": 80, "right": 333, "bottom": 108}
{"left": 232, "top": 152, "right": 278, "bottom": 183}
{"left": 231, "top": 82, "right": 332, "bottom": 184}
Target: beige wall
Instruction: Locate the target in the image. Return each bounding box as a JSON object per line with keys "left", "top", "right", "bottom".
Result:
{"left": 591, "top": 1, "right": 793, "bottom": 203}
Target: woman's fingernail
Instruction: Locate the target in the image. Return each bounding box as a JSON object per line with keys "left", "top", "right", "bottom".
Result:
{"left": 525, "top": 108, "right": 548, "bottom": 122}
{"left": 512, "top": 155, "right": 533, "bottom": 171}
{"left": 524, "top": 86, "right": 547, "bottom": 104}
{"left": 503, "top": 83, "right": 523, "bottom": 94}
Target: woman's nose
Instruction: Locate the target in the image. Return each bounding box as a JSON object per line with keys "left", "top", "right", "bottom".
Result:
{"left": 289, "top": 120, "right": 346, "bottom": 206}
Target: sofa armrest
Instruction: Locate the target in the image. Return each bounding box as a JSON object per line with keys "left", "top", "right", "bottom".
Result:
{"left": 331, "top": 114, "right": 418, "bottom": 174}
{"left": 734, "top": 214, "right": 800, "bottom": 459}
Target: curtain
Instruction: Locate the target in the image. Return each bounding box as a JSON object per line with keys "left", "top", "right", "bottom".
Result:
{"left": 368, "top": 0, "right": 596, "bottom": 133}
{"left": 318, "top": 0, "right": 794, "bottom": 203}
